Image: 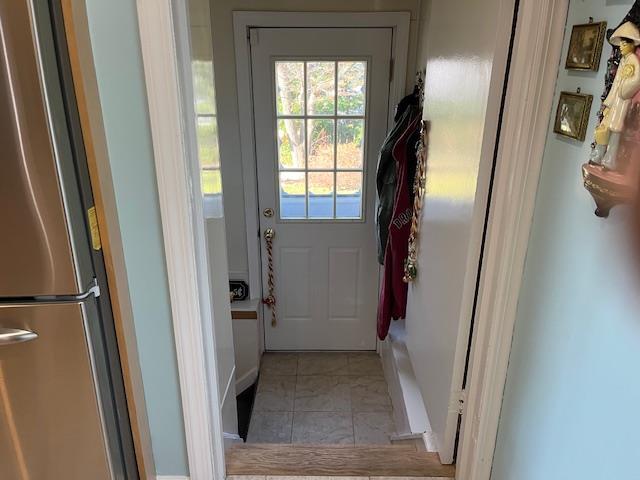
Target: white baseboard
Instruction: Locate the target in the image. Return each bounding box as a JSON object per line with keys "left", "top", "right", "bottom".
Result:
{"left": 422, "top": 429, "right": 439, "bottom": 452}
{"left": 381, "top": 336, "right": 411, "bottom": 435}
{"left": 157, "top": 476, "right": 189, "bottom": 480}
{"left": 224, "top": 431, "right": 244, "bottom": 449}
{"left": 236, "top": 366, "right": 259, "bottom": 394}
{"left": 381, "top": 321, "right": 435, "bottom": 452}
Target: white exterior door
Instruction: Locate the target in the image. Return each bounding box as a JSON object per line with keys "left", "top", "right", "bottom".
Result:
{"left": 250, "top": 27, "right": 392, "bottom": 350}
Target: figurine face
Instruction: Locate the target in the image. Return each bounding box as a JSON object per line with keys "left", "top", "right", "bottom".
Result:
{"left": 620, "top": 39, "right": 636, "bottom": 56}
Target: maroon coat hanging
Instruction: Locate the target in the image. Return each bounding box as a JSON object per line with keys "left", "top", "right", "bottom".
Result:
{"left": 377, "top": 113, "right": 421, "bottom": 340}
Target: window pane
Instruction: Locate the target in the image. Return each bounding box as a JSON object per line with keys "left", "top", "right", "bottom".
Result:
{"left": 276, "top": 62, "right": 304, "bottom": 115}
{"left": 337, "top": 61, "right": 366, "bottom": 115}
{"left": 308, "top": 172, "right": 334, "bottom": 218}
{"left": 278, "top": 119, "right": 305, "bottom": 169}
{"left": 201, "top": 169, "right": 222, "bottom": 196}
{"left": 307, "top": 62, "right": 335, "bottom": 115}
{"left": 336, "top": 119, "right": 364, "bottom": 169}
{"left": 280, "top": 172, "right": 306, "bottom": 219}
{"left": 193, "top": 61, "right": 216, "bottom": 115}
{"left": 336, "top": 172, "right": 362, "bottom": 219}
{"left": 307, "top": 119, "right": 334, "bottom": 169}
{"left": 197, "top": 116, "right": 220, "bottom": 168}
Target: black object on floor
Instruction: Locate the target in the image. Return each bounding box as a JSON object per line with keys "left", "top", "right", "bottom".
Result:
{"left": 236, "top": 380, "right": 257, "bottom": 441}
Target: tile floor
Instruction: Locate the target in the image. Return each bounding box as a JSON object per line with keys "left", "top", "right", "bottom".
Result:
{"left": 247, "top": 352, "right": 397, "bottom": 445}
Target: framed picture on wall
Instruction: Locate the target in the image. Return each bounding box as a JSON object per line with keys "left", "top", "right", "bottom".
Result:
{"left": 553, "top": 91, "right": 593, "bottom": 141}
{"left": 565, "top": 21, "right": 607, "bottom": 71}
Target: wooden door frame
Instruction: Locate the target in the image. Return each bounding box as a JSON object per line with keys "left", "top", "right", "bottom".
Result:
{"left": 128, "top": 0, "right": 569, "bottom": 479}
{"left": 232, "top": 12, "right": 411, "bottom": 301}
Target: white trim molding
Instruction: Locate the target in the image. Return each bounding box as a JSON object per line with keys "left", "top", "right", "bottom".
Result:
{"left": 232, "top": 11, "right": 411, "bottom": 298}
{"left": 157, "top": 476, "right": 189, "bottom": 480}
{"left": 136, "top": 0, "right": 225, "bottom": 479}
{"left": 236, "top": 366, "right": 259, "bottom": 394}
{"left": 456, "top": 1, "right": 569, "bottom": 479}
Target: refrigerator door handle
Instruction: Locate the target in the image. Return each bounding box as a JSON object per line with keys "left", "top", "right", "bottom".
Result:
{"left": 0, "top": 280, "right": 100, "bottom": 306}
{"left": 0, "top": 327, "right": 38, "bottom": 346}
{"left": 34, "top": 281, "right": 101, "bottom": 302}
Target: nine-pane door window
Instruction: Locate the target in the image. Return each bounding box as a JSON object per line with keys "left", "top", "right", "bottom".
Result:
{"left": 275, "top": 60, "right": 367, "bottom": 220}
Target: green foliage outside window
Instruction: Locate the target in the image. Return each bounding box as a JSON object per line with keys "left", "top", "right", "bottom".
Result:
{"left": 193, "top": 60, "right": 222, "bottom": 196}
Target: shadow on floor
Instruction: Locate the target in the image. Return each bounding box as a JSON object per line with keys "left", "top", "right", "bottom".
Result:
{"left": 236, "top": 381, "right": 257, "bottom": 441}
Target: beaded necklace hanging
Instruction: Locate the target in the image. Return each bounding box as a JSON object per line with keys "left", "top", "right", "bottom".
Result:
{"left": 403, "top": 119, "right": 428, "bottom": 283}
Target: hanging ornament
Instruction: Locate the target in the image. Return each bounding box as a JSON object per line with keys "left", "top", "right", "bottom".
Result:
{"left": 403, "top": 120, "right": 428, "bottom": 283}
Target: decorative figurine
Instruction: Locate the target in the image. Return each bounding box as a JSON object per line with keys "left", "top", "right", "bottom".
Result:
{"left": 590, "top": 22, "right": 640, "bottom": 169}
{"left": 583, "top": 15, "right": 640, "bottom": 217}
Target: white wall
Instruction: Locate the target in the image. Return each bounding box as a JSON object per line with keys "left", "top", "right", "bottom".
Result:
{"left": 404, "top": 0, "right": 515, "bottom": 454}
{"left": 210, "top": 0, "right": 424, "bottom": 285}
{"left": 492, "top": 1, "right": 640, "bottom": 478}
{"left": 190, "top": 0, "right": 238, "bottom": 436}
{"left": 415, "top": 0, "right": 430, "bottom": 71}
{"left": 232, "top": 313, "right": 260, "bottom": 392}
{"left": 206, "top": 217, "right": 238, "bottom": 435}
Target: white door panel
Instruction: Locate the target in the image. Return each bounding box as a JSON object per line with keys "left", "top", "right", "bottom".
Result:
{"left": 250, "top": 28, "right": 392, "bottom": 350}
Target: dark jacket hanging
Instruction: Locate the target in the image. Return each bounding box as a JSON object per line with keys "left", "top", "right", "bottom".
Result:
{"left": 375, "top": 104, "right": 419, "bottom": 264}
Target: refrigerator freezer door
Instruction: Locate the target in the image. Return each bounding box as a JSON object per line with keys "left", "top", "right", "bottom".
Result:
{"left": 0, "top": 302, "right": 113, "bottom": 479}
{"left": 0, "top": 0, "right": 87, "bottom": 297}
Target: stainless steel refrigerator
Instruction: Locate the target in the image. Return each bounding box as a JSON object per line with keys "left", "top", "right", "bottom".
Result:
{"left": 1, "top": 0, "right": 138, "bottom": 478}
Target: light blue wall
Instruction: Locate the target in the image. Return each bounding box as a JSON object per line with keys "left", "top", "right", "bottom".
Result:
{"left": 84, "top": 0, "right": 189, "bottom": 475}
{"left": 491, "top": 1, "right": 640, "bottom": 479}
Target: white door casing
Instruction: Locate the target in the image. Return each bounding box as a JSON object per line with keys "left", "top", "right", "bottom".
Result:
{"left": 250, "top": 28, "right": 393, "bottom": 350}
{"left": 137, "top": 0, "right": 226, "bottom": 477}
{"left": 457, "top": 0, "right": 570, "bottom": 478}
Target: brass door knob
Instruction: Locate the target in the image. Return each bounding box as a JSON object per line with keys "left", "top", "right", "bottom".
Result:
{"left": 263, "top": 227, "right": 275, "bottom": 240}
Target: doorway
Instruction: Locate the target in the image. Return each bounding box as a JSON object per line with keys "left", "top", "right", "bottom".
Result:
{"left": 243, "top": 22, "right": 401, "bottom": 448}
{"left": 250, "top": 26, "right": 393, "bottom": 350}
{"left": 140, "top": 1, "right": 559, "bottom": 478}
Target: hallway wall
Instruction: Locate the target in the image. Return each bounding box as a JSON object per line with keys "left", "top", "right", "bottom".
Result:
{"left": 84, "top": 0, "right": 188, "bottom": 475}
{"left": 491, "top": 1, "right": 640, "bottom": 479}
{"left": 404, "top": 0, "right": 515, "bottom": 456}
{"left": 209, "top": 0, "right": 424, "bottom": 286}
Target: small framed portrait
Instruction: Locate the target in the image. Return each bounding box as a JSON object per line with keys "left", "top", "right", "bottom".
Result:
{"left": 553, "top": 91, "right": 593, "bottom": 141}
{"left": 565, "top": 21, "right": 607, "bottom": 71}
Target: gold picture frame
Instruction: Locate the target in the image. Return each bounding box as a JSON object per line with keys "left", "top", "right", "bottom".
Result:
{"left": 553, "top": 91, "right": 593, "bottom": 141}
{"left": 565, "top": 21, "right": 607, "bottom": 71}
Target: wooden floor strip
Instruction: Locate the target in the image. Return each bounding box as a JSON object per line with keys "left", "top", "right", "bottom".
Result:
{"left": 226, "top": 444, "right": 456, "bottom": 477}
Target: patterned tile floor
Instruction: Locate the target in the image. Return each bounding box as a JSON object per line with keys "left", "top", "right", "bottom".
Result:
{"left": 247, "top": 352, "right": 397, "bottom": 445}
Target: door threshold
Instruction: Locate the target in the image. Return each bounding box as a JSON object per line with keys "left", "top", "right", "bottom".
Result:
{"left": 226, "top": 444, "right": 456, "bottom": 478}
